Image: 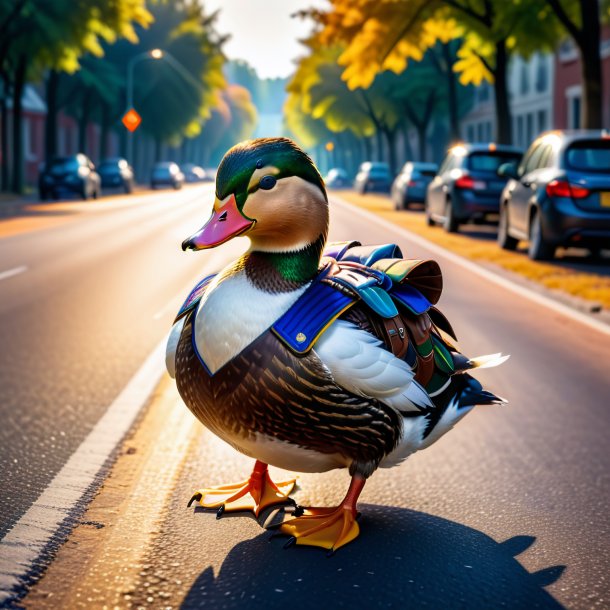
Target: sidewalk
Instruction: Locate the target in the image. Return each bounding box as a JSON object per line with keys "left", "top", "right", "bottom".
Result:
{"left": 335, "top": 190, "right": 610, "bottom": 313}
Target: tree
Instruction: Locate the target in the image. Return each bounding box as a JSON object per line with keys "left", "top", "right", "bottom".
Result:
{"left": 0, "top": 0, "right": 151, "bottom": 192}
{"left": 543, "top": 0, "right": 608, "bottom": 128}
{"left": 288, "top": 40, "right": 404, "bottom": 171}
{"left": 303, "top": 0, "right": 561, "bottom": 144}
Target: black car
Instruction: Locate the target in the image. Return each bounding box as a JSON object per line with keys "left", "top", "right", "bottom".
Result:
{"left": 39, "top": 154, "right": 101, "bottom": 200}
{"left": 98, "top": 157, "right": 134, "bottom": 193}
{"left": 425, "top": 143, "right": 523, "bottom": 232}
{"left": 151, "top": 162, "right": 185, "bottom": 190}
{"left": 354, "top": 162, "right": 392, "bottom": 194}
{"left": 498, "top": 131, "right": 610, "bottom": 260}
{"left": 391, "top": 162, "right": 438, "bottom": 210}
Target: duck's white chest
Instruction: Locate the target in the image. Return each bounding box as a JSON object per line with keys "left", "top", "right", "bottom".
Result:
{"left": 193, "top": 269, "right": 309, "bottom": 374}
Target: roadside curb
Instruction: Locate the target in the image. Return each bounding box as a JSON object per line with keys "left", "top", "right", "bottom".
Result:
{"left": 331, "top": 195, "right": 610, "bottom": 337}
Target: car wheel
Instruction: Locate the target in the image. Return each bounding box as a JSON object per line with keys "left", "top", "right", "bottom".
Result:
{"left": 39, "top": 189, "right": 48, "bottom": 201}
{"left": 528, "top": 210, "right": 555, "bottom": 261}
{"left": 498, "top": 203, "right": 518, "bottom": 250}
{"left": 81, "top": 186, "right": 89, "bottom": 200}
{"left": 92, "top": 186, "right": 99, "bottom": 200}
{"left": 124, "top": 181, "right": 133, "bottom": 194}
{"left": 444, "top": 199, "right": 459, "bottom": 233}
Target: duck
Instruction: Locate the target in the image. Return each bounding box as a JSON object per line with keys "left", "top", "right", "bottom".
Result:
{"left": 166, "top": 137, "right": 508, "bottom": 553}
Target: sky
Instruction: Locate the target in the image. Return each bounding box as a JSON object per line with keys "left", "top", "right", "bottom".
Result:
{"left": 204, "top": 0, "right": 329, "bottom": 80}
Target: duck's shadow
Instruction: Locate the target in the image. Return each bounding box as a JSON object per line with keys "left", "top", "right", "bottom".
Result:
{"left": 182, "top": 504, "right": 565, "bottom": 609}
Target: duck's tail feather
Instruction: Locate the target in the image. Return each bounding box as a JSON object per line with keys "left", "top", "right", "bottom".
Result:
{"left": 458, "top": 375, "right": 508, "bottom": 408}
{"left": 452, "top": 352, "right": 510, "bottom": 373}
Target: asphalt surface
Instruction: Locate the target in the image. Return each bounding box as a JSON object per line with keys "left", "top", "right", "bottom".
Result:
{"left": 3, "top": 189, "right": 610, "bottom": 609}
{"left": 0, "top": 184, "right": 242, "bottom": 539}
{"left": 128, "top": 194, "right": 609, "bottom": 610}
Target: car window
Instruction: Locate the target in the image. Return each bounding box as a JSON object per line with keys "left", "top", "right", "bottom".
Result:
{"left": 565, "top": 140, "right": 610, "bottom": 172}
{"left": 438, "top": 154, "right": 452, "bottom": 175}
{"left": 467, "top": 152, "right": 522, "bottom": 173}
{"left": 523, "top": 144, "right": 546, "bottom": 173}
{"left": 536, "top": 144, "right": 553, "bottom": 169}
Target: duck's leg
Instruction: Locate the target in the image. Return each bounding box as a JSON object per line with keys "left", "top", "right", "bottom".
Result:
{"left": 276, "top": 474, "right": 365, "bottom": 553}
{"left": 188, "top": 460, "right": 297, "bottom": 518}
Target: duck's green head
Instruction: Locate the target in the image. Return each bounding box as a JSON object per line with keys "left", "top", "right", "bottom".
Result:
{"left": 182, "top": 137, "right": 328, "bottom": 252}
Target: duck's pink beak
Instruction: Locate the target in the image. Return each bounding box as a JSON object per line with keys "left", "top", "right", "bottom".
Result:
{"left": 182, "top": 194, "right": 254, "bottom": 251}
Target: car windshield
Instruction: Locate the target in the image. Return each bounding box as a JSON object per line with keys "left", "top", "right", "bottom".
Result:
{"left": 467, "top": 152, "right": 521, "bottom": 173}
{"left": 49, "top": 158, "right": 79, "bottom": 173}
{"left": 566, "top": 140, "right": 610, "bottom": 172}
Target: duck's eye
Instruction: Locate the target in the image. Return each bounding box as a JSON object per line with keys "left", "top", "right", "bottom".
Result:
{"left": 259, "top": 175, "right": 277, "bottom": 190}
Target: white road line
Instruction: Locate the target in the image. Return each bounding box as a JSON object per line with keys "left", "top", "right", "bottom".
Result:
{"left": 331, "top": 196, "right": 610, "bottom": 337}
{"left": 0, "top": 266, "right": 27, "bottom": 282}
{"left": 0, "top": 335, "right": 168, "bottom": 605}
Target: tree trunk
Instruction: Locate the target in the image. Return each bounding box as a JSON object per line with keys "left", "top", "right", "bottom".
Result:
{"left": 493, "top": 39, "right": 512, "bottom": 144}
{"left": 363, "top": 136, "right": 372, "bottom": 160}
{"left": 44, "top": 69, "right": 59, "bottom": 163}
{"left": 78, "top": 89, "right": 92, "bottom": 154}
{"left": 154, "top": 137, "right": 162, "bottom": 162}
{"left": 1, "top": 78, "right": 9, "bottom": 191}
{"left": 442, "top": 43, "right": 460, "bottom": 141}
{"left": 382, "top": 127, "right": 398, "bottom": 175}
{"left": 416, "top": 125, "right": 427, "bottom": 161}
{"left": 400, "top": 123, "right": 414, "bottom": 161}
{"left": 579, "top": 1, "right": 602, "bottom": 128}
{"left": 99, "top": 103, "right": 109, "bottom": 160}
{"left": 374, "top": 129, "right": 384, "bottom": 162}
{"left": 11, "top": 53, "right": 26, "bottom": 193}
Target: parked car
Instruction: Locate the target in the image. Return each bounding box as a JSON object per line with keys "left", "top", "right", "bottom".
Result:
{"left": 324, "top": 167, "right": 350, "bottom": 189}
{"left": 182, "top": 163, "right": 206, "bottom": 183}
{"left": 391, "top": 162, "right": 438, "bottom": 210}
{"left": 38, "top": 154, "right": 101, "bottom": 201}
{"left": 497, "top": 130, "right": 610, "bottom": 260}
{"left": 98, "top": 157, "right": 134, "bottom": 193}
{"left": 354, "top": 162, "right": 392, "bottom": 194}
{"left": 425, "top": 143, "right": 523, "bottom": 232}
{"left": 150, "top": 162, "right": 185, "bottom": 189}
{"left": 202, "top": 167, "right": 217, "bottom": 182}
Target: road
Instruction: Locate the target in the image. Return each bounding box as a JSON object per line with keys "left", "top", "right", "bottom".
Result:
{"left": 2, "top": 188, "right": 609, "bottom": 609}
{"left": 0, "top": 184, "right": 245, "bottom": 540}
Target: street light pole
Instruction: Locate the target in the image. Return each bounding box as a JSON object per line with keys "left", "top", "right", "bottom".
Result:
{"left": 124, "top": 48, "right": 205, "bottom": 177}
{"left": 125, "top": 49, "right": 163, "bottom": 172}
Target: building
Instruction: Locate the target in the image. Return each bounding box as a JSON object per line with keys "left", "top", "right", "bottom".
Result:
{"left": 462, "top": 52, "right": 555, "bottom": 149}
{"left": 553, "top": 26, "right": 610, "bottom": 129}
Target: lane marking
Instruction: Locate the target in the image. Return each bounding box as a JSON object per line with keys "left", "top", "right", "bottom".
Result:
{"left": 0, "top": 266, "right": 27, "bottom": 282}
{"left": 331, "top": 196, "right": 610, "bottom": 337}
{"left": 0, "top": 335, "right": 168, "bottom": 604}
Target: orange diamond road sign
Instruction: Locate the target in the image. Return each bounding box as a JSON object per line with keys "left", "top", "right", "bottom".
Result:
{"left": 122, "top": 109, "right": 141, "bottom": 132}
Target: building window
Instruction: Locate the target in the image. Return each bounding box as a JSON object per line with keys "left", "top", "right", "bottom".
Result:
{"left": 537, "top": 109, "right": 548, "bottom": 133}
{"left": 517, "top": 115, "right": 524, "bottom": 147}
{"left": 485, "top": 121, "right": 492, "bottom": 142}
{"left": 526, "top": 113, "right": 534, "bottom": 143}
{"left": 478, "top": 82, "right": 490, "bottom": 102}
{"left": 535, "top": 56, "right": 548, "bottom": 93}
{"left": 520, "top": 63, "right": 530, "bottom": 95}
{"left": 476, "top": 123, "right": 484, "bottom": 142}
{"left": 570, "top": 96, "right": 581, "bottom": 128}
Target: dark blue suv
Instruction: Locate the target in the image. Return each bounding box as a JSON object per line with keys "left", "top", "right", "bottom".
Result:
{"left": 498, "top": 131, "right": 610, "bottom": 260}
{"left": 425, "top": 143, "right": 523, "bottom": 232}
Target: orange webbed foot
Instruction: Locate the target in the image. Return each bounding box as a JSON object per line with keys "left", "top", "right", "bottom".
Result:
{"left": 279, "top": 506, "right": 360, "bottom": 553}
{"left": 274, "top": 474, "right": 366, "bottom": 554}
{"left": 188, "top": 461, "right": 296, "bottom": 518}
